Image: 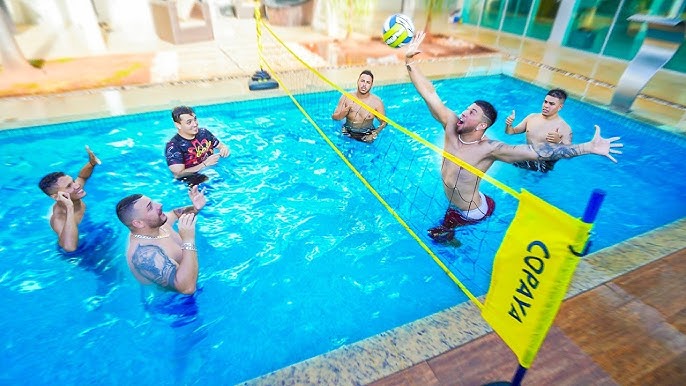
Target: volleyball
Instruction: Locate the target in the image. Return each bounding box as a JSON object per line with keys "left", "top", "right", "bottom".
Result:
{"left": 382, "top": 14, "right": 415, "bottom": 48}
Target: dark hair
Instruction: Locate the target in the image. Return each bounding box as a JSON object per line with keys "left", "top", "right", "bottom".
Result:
{"left": 116, "top": 194, "right": 143, "bottom": 226}
{"left": 547, "top": 88, "right": 567, "bottom": 102}
{"left": 38, "top": 172, "right": 65, "bottom": 195}
{"left": 171, "top": 106, "right": 195, "bottom": 123}
{"left": 359, "top": 70, "right": 374, "bottom": 82}
{"left": 474, "top": 100, "right": 497, "bottom": 127}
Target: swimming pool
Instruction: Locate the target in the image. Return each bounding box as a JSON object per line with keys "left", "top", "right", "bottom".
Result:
{"left": 1, "top": 75, "right": 684, "bottom": 384}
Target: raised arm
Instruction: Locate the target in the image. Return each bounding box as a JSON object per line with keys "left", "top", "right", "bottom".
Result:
{"left": 505, "top": 111, "right": 528, "bottom": 135}
{"left": 75, "top": 145, "right": 100, "bottom": 187}
{"left": 405, "top": 31, "right": 455, "bottom": 128}
{"left": 490, "top": 125, "right": 622, "bottom": 163}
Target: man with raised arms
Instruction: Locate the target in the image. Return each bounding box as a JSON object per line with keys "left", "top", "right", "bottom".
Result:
{"left": 115, "top": 186, "right": 206, "bottom": 294}
{"left": 38, "top": 145, "right": 101, "bottom": 252}
{"left": 405, "top": 31, "right": 623, "bottom": 242}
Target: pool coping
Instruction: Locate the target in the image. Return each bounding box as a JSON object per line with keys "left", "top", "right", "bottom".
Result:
{"left": 2, "top": 54, "right": 684, "bottom": 135}
{"left": 240, "top": 217, "right": 686, "bottom": 385}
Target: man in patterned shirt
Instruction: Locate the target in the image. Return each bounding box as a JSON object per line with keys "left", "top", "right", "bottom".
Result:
{"left": 165, "top": 106, "right": 231, "bottom": 184}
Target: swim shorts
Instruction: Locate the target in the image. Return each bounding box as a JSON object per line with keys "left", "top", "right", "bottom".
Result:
{"left": 428, "top": 193, "right": 496, "bottom": 242}
{"left": 342, "top": 123, "right": 375, "bottom": 142}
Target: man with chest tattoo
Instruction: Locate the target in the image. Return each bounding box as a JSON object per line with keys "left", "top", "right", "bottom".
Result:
{"left": 405, "top": 32, "right": 623, "bottom": 242}
{"left": 504, "top": 88, "right": 573, "bottom": 172}
{"left": 115, "top": 186, "right": 206, "bottom": 294}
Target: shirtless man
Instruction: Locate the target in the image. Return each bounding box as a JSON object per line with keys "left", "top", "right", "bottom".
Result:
{"left": 405, "top": 32, "right": 623, "bottom": 242}
{"left": 165, "top": 105, "right": 231, "bottom": 185}
{"left": 38, "top": 145, "right": 101, "bottom": 252}
{"left": 115, "top": 186, "right": 206, "bottom": 294}
{"left": 332, "top": 70, "right": 387, "bottom": 143}
{"left": 504, "top": 88, "right": 572, "bottom": 172}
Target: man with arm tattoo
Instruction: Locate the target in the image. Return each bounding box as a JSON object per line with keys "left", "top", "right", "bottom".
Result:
{"left": 405, "top": 31, "right": 623, "bottom": 242}
{"left": 115, "top": 186, "right": 206, "bottom": 294}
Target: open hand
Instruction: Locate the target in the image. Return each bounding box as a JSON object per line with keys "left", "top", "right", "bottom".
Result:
{"left": 405, "top": 31, "right": 425, "bottom": 59}
{"left": 85, "top": 145, "right": 101, "bottom": 166}
{"left": 590, "top": 125, "right": 623, "bottom": 162}
{"left": 188, "top": 185, "right": 206, "bottom": 211}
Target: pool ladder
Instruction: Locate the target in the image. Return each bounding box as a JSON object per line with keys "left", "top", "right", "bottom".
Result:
{"left": 610, "top": 15, "right": 685, "bottom": 112}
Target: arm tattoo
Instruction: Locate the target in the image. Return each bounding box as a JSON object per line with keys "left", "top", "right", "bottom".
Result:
{"left": 173, "top": 206, "right": 197, "bottom": 218}
{"left": 132, "top": 244, "right": 177, "bottom": 289}
{"left": 534, "top": 143, "right": 581, "bottom": 160}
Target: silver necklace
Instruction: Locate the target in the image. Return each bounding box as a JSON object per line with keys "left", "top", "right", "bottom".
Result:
{"left": 458, "top": 134, "right": 483, "bottom": 145}
{"left": 131, "top": 228, "right": 170, "bottom": 240}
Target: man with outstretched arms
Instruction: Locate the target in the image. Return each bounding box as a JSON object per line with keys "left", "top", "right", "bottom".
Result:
{"left": 404, "top": 31, "right": 623, "bottom": 241}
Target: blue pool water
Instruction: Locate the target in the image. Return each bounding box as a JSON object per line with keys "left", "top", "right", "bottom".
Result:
{"left": 1, "top": 75, "right": 685, "bottom": 384}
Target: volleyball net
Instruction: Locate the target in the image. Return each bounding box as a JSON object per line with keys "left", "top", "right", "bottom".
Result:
{"left": 251, "top": 9, "right": 598, "bottom": 373}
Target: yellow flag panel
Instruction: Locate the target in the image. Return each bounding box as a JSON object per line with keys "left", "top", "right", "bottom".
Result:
{"left": 482, "top": 189, "right": 592, "bottom": 368}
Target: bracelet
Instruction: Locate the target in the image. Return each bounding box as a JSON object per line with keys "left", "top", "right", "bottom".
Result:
{"left": 181, "top": 242, "right": 197, "bottom": 251}
{"left": 89, "top": 161, "right": 97, "bottom": 167}
{"left": 558, "top": 139, "right": 563, "bottom": 144}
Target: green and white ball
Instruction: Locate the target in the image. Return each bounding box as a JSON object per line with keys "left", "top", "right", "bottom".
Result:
{"left": 382, "top": 14, "right": 415, "bottom": 48}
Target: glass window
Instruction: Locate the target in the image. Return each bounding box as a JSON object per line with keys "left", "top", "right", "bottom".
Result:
{"left": 527, "top": 0, "right": 559, "bottom": 40}
{"left": 482, "top": 0, "right": 506, "bottom": 29}
{"left": 564, "top": 0, "right": 623, "bottom": 53}
{"left": 462, "top": 0, "right": 485, "bottom": 25}
{"left": 501, "top": 0, "right": 535, "bottom": 35}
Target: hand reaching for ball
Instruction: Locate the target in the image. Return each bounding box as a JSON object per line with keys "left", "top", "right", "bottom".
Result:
{"left": 405, "top": 31, "right": 425, "bottom": 59}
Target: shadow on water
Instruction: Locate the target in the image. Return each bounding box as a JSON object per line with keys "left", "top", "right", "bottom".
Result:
{"left": 56, "top": 214, "right": 123, "bottom": 308}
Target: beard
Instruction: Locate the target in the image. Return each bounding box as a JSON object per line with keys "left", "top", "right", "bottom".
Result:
{"left": 149, "top": 212, "right": 168, "bottom": 229}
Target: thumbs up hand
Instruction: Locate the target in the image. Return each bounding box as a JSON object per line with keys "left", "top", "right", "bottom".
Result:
{"left": 505, "top": 110, "right": 515, "bottom": 126}
{"left": 547, "top": 128, "right": 562, "bottom": 143}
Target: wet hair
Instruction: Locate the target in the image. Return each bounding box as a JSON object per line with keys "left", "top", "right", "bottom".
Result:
{"left": 547, "top": 88, "right": 567, "bottom": 102}
{"left": 38, "top": 172, "right": 65, "bottom": 195}
{"left": 171, "top": 106, "right": 195, "bottom": 123}
{"left": 116, "top": 194, "right": 143, "bottom": 226}
{"left": 474, "top": 100, "right": 497, "bottom": 127}
{"left": 359, "top": 70, "right": 374, "bottom": 82}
